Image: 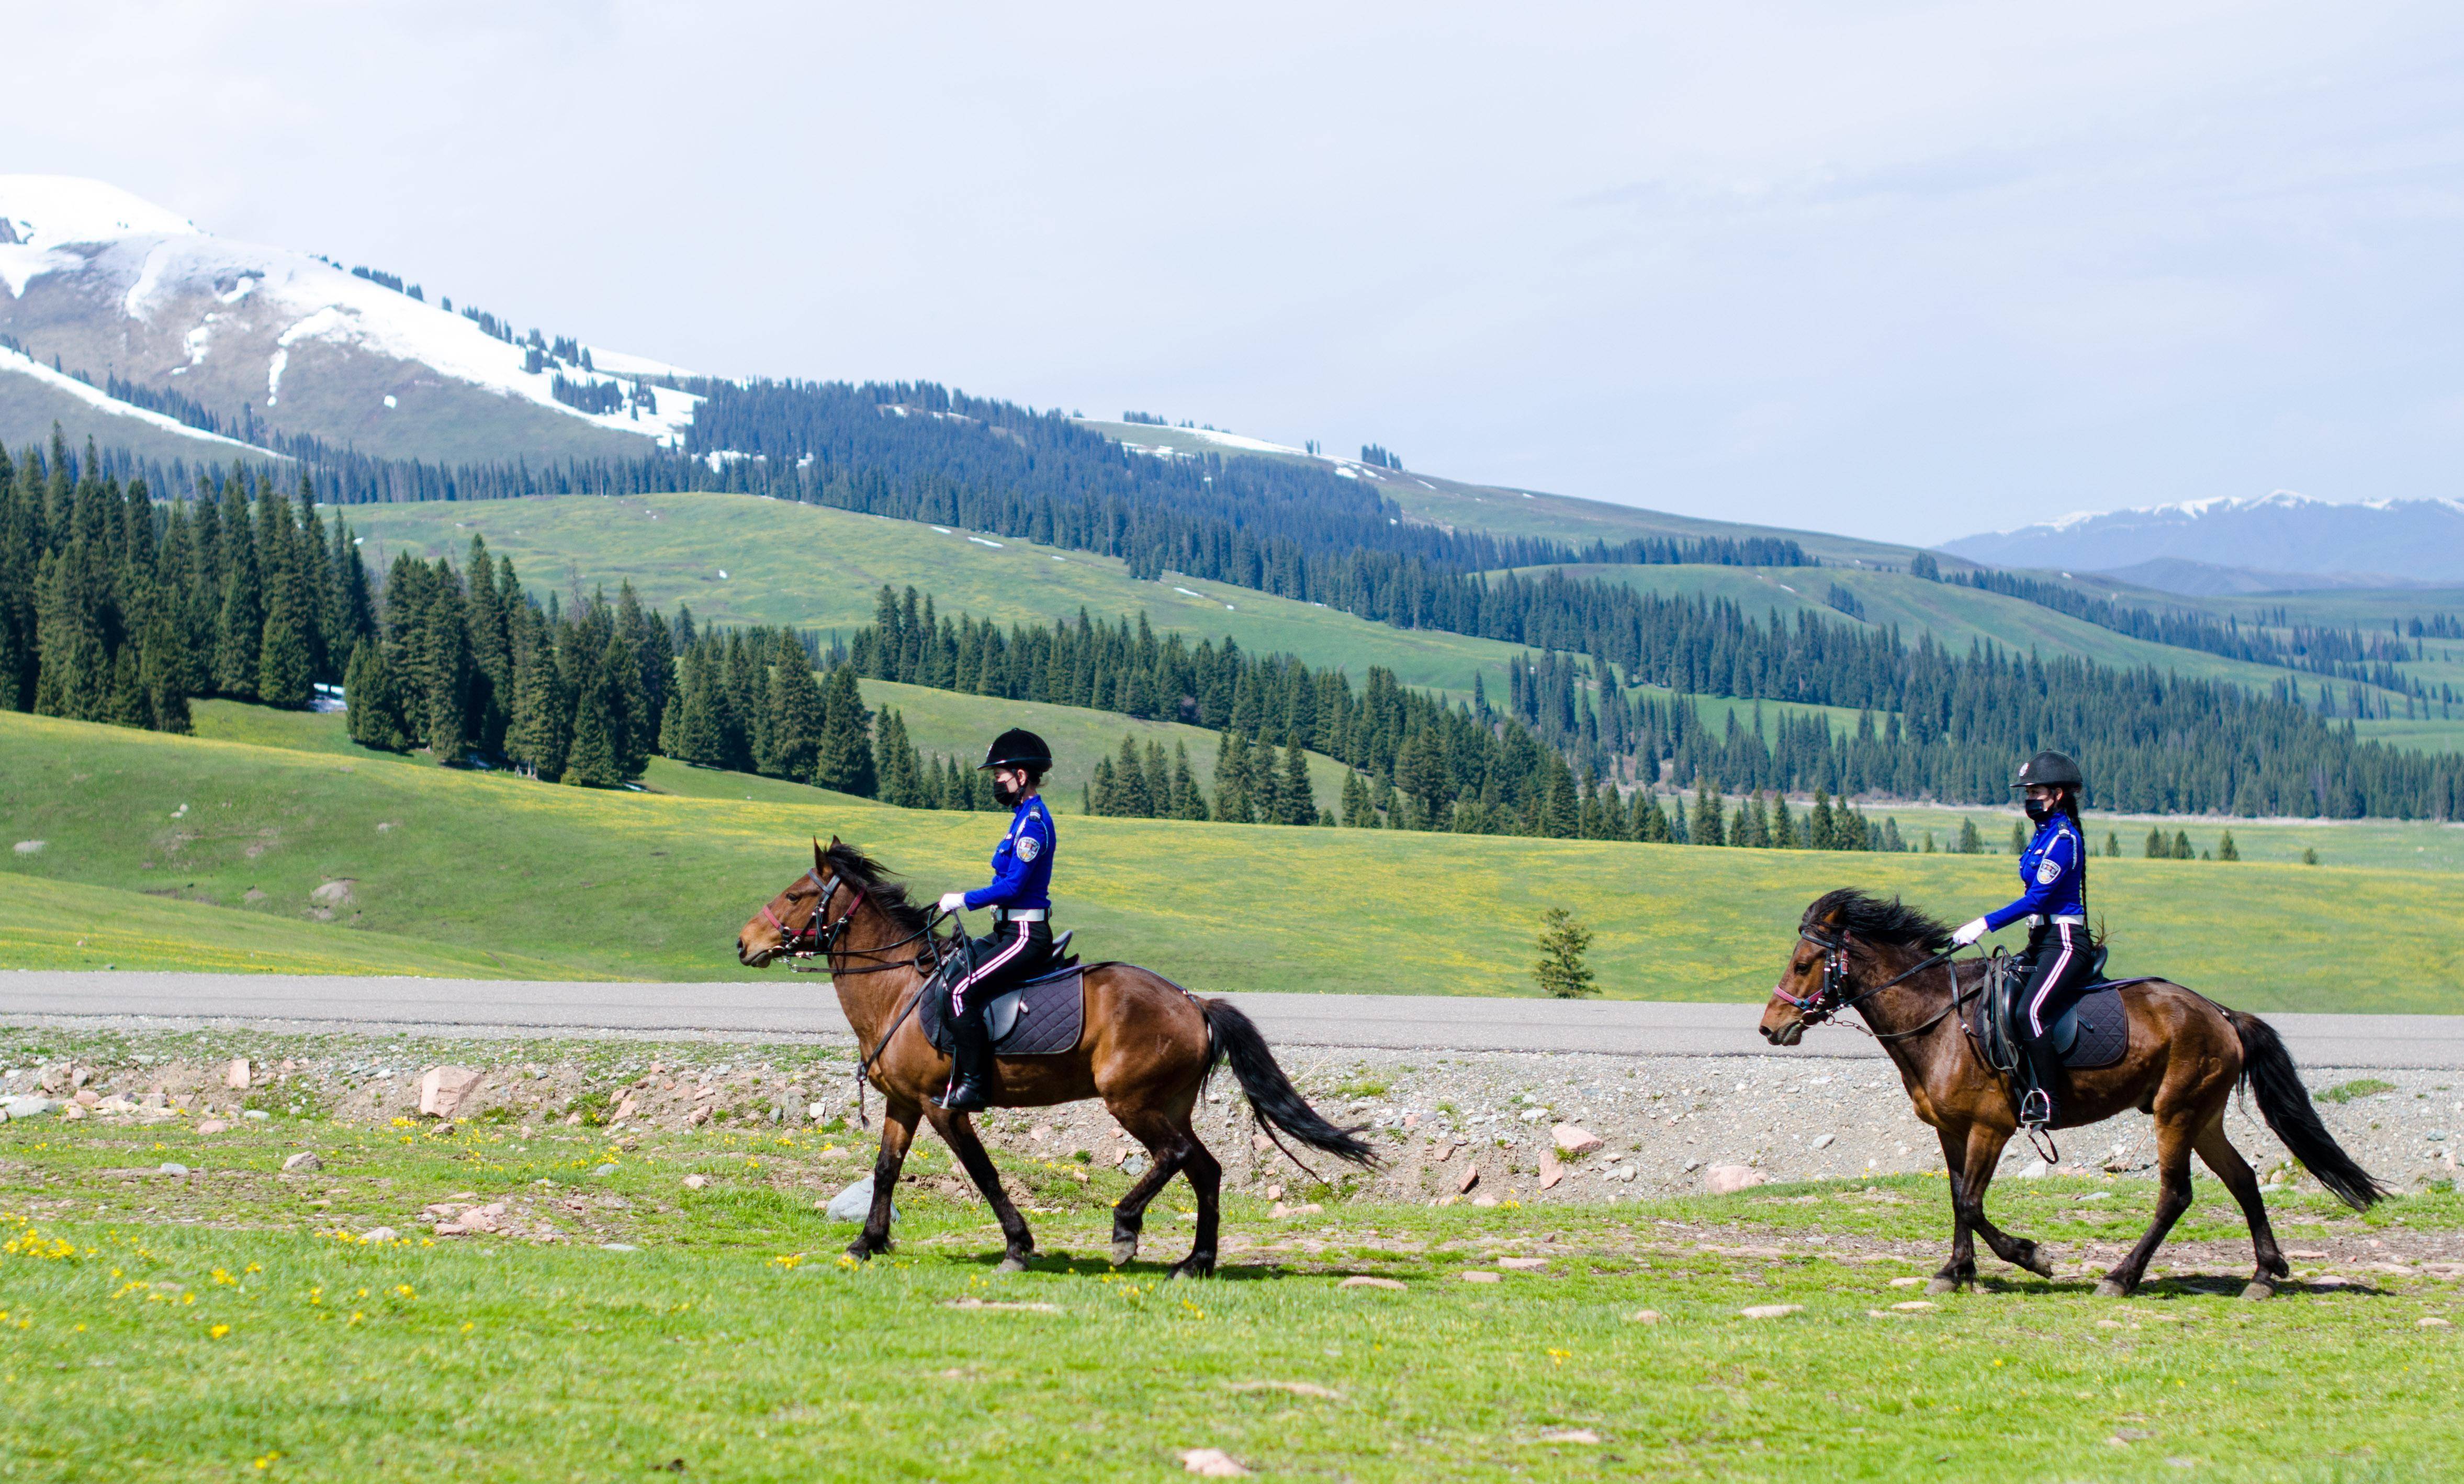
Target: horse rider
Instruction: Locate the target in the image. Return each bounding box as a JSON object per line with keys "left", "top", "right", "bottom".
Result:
{"left": 1951, "top": 749, "right": 2091, "bottom": 1131}
{"left": 930, "top": 728, "right": 1059, "bottom": 1114}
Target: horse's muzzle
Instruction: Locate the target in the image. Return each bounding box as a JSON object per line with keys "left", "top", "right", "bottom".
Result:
{"left": 1764, "top": 1020, "right": 1806, "bottom": 1047}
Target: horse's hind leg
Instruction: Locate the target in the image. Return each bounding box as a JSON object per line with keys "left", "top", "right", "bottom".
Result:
{"left": 929, "top": 1107, "right": 1037, "bottom": 1273}
{"left": 2194, "top": 1109, "right": 2288, "bottom": 1300}
{"left": 849, "top": 1097, "right": 920, "bottom": 1261}
{"left": 1171, "top": 1122, "right": 1222, "bottom": 1280}
{"left": 1105, "top": 1106, "right": 1190, "bottom": 1268}
{"left": 2100, "top": 1111, "right": 2198, "bottom": 1298}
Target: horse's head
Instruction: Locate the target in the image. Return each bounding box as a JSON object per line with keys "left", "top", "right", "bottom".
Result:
{"left": 1760, "top": 889, "right": 1952, "bottom": 1046}
{"left": 1760, "top": 905, "right": 1845, "bottom": 1047}
{"left": 737, "top": 838, "right": 848, "bottom": 968}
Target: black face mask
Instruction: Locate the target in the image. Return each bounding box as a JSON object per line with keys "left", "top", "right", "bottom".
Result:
{"left": 2023, "top": 795, "right": 2056, "bottom": 825}
{"left": 992, "top": 775, "right": 1022, "bottom": 808}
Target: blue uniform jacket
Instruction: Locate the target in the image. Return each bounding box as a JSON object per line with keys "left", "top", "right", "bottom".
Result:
{"left": 963, "top": 796, "right": 1055, "bottom": 912}
{"left": 1984, "top": 814, "right": 2086, "bottom": 932}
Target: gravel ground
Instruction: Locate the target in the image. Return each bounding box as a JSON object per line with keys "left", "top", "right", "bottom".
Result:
{"left": 5, "top": 1028, "right": 2457, "bottom": 1207}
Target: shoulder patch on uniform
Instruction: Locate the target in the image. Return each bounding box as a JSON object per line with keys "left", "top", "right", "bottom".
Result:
{"left": 2036, "top": 858, "right": 2061, "bottom": 885}
{"left": 1017, "top": 834, "right": 1041, "bottom": 862}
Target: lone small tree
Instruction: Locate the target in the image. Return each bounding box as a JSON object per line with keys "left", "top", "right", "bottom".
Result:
{"left": 1533, "top": 908, "right": 1599, "bottom": 999}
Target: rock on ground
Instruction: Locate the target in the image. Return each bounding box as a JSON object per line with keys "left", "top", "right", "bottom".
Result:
{"left": 419, "top": 1066, "right": 483, "bottom": 1119}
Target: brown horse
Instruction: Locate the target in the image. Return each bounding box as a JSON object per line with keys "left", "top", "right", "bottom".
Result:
{"left": 1760, "top": 890, "right": 2386, "bottom": 1299}
{"left": 736, "top": 840, "right": 1374, "bottom": 1276}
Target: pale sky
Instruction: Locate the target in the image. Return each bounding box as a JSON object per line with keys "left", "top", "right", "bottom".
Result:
{"left": 16, "top": 2, "right": 2464, "bottom": 544}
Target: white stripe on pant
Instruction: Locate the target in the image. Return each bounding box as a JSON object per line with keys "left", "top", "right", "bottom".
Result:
{"left": 2026, "top": 924, "right": 2084, "bottom": 1037}
{"left": 951, "top": 924, "right": 1034, "bottom": 1014}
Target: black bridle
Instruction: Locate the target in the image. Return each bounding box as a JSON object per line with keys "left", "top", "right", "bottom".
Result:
{"left": 1777, "top": 925, "right": 1968, "bottom": 1042}
{"left": 761, "top": 868, "right": 944, "bottom": 976}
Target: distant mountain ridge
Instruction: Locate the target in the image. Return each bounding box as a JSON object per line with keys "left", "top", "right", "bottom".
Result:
{"left": 1943, "top": 491, "right": 2464, "bottom": 589}
{"left": 0, "top": 175, "right": 695, "bottom": 467}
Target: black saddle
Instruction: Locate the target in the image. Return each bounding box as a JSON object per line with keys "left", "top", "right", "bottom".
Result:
{"left": 1972, "top": 947, "right": 2140, "bottom": 1074}
{"left": 916, "top": 932, "right": 1089, "bottom": 1057}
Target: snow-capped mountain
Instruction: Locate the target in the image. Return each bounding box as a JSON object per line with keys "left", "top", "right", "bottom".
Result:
{"left": 1941, "top": 491, "right": 2464, "bottom": 589}
{"left": 0, "top": 176, "right": 697, "bottom": 465}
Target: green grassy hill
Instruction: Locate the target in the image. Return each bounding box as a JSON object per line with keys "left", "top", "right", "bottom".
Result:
{"left": 1073, "top": 419, "right": 1923, "bottom": 568}
{"left": 6, "top": 711, "right": 2458, "bottom": 1009}
{"left": 188, "top": 691, "right": 1351, "bottom": 822}
{"left": 340, "top": 493, "right": 1526, "bottom": 703}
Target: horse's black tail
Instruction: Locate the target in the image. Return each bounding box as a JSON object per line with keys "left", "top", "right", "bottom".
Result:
{"left": 1201, "top": 998, "right": 1379, "bottom": 1168}
{"left": 2229, "top": 1009, "right": 2389, "bottom": 1211}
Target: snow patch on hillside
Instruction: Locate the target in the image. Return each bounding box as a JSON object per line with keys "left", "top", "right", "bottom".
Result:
{"left": 0, "top": 175, "right": 701, "bottom": 447}
{"left": 0, "top": 175, "right": 198, "bottom": 248}
{"left": 0, "top": 343, "right": 279, "bottom": 455}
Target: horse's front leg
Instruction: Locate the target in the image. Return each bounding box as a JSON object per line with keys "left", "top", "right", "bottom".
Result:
{"left": 849, "top": 1096, "right": 920, "bottom": 1260}
{"left": 1928, "top": 1123, "right": 1979, "bottom": 1294}
{"left": 1956, "top": 1121, "right": 2055, "bottom": 1280}
{"left": 928, "top": 1104, "right": 1038, "bottom": 1272}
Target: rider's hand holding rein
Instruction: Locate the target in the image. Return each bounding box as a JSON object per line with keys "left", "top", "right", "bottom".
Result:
{"left": 1952, "top": 917, "right": 1989, "bottom": 947}
{"left": 938, "top": 892, "right": 968, "bottom": 915}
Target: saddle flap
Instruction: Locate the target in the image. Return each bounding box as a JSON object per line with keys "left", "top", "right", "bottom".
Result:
{"left": 984, "top": 988, "right": 1027, "bottom": 1043}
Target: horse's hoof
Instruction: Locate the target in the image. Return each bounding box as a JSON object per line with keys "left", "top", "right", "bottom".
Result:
{"left": 842, "top": 1245, "right": 874, "bottom": 1264}
{"left": 996, "top": 1254, "right": 1032, "bottom": 1275}
{"left": 2094, "top": 1278, "right": 2131, "bottom": 1299}
{"left": 2240, "top": 1279, "right": 2276, "bottom": 1302}
{"left": 1110, "top": 1239, "right": 1138, "bottom": 1267}
{"left": 1924, "top": 1276, "right": 1966, "bottom": 1296}
{"left": 1169, "top": 1258, "right": 1216, "bottom": 1280}
{"left": 2018, "top": 1246, "right": 2055, "bottom": 1280}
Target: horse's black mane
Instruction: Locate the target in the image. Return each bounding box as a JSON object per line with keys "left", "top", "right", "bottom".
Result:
{"left": 1804, "top": 889, "right": 1952, "bottom": 952}
{"left": 823, "top": 842, "right": 936, "bottom": 936}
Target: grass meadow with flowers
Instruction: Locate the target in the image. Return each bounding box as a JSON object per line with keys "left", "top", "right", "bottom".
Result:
{"left": 4, "top": 1048, "right": 2464, "bottom": 1482}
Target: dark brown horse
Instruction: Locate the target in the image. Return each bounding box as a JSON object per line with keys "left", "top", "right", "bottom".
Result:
{"left": 1760, "top": 890, "right": 2386, "bottom": 1299}
{"left": 737, "top": 840, "right": 1374, "bottom": 1276}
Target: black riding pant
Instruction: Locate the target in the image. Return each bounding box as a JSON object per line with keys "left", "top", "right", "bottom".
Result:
{"left": 946, "top": 919, "right": 1053, "bottom": 1019}
{"left": 2016, "top": 922, "right": 2093, "bottom": 1048}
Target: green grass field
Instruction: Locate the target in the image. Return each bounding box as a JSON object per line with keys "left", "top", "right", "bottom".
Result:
{"left": 7, "top": 712, "right": 2461, "bottom": 1009}
{"left": 5, "top": 1075, "right": 2462, "bottom": 1481}
{"left": 339, "top": 493, "right": 1527, "bottom": 703}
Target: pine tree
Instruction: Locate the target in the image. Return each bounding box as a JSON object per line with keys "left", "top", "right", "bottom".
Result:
{"left": 2105, "top": 831, "right": 2121, "bottom": 858}
{"left": 1115, "top": 735, "right": 1152, "bottom": 817}
{"left": 1341, "top": 770, "right": 1374, "bottom": 827}
{"left": 2010, "top": 820, "right": 2028, "bottom": 855}
{"left": 763, "top": 632, "right": 827, "bottom": 780}
{"left": 1280, "top": 740, "right": 1314, "bottom": 824}
{"left": 2173, "top": 829, "right": 2193, "bottom": 860}
{"left": 1956, "top": 818, "right": 1982, "bottom": 855}
{"left": 1532, "top": 908, "right": 1599, "bottom": 998}
{"left": 2219, "top": 830, "right": 2239, "bottom": 861}
{"left": 1171, "top": 741, "right": 1208, "bottom": 820}
{"left": 876, "top": 709, "right": 927, "bottom": 806}
{"left": 422, "top": 595, "right": 470, "bottom": 765}
{"left": 1692, "top": 778, "right": 1725, "bottom": 847}
{"left": 344, "top": 641, "right": 409, "bottom": 751}
{"left": 1769, "top": 792, "right": 1797, "bottom": 849}
{"left": 256, "top": 584, "right": 314, "bottom": 708}
{"left": 564, "top": 668, "right": 624, "bottom": 788}
{"left": 1212, "top": 730, "right": 1253, "bottom": 823}
{"left": 812, "top": 664, "right": 876, "bottom": 797}
{"left": 2145, "top": 827, "right": 2167, "bottom": 859}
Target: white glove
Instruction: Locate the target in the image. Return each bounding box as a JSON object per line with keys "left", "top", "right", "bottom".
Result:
{"left": 1951, "top": 917, "right": 1989, "bottom": 947}
{"left": 937, "top": 892, "right": 969, "bottom": 915}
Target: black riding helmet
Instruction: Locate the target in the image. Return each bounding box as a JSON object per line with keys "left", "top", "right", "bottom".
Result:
{"left": 979, "top": 727, "right": 1053, "bottom": 774}
{"left": 2012, "top": 749, "right": 2085, "bottom": 792}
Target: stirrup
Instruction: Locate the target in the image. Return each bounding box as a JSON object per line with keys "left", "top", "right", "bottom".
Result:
{"left": 2017, "top": 1088, "right": 2053, "bottom": 1130}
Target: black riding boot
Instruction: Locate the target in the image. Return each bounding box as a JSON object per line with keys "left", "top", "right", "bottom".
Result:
{"left": 2017, "top": 1034, "right": 2063, "bottom": 1130}
{"left": 935, "top": 996, "right": 992, "bottom": 1114}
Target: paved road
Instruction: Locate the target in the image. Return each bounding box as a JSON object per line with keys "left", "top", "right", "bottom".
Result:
{"left": 3, "top": 971, "right": 2457, "bottom": 1068}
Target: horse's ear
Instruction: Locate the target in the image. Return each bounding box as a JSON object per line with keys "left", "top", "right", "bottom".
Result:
{"left": 813, "top": 837, "right": 827, "bottom": 869}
